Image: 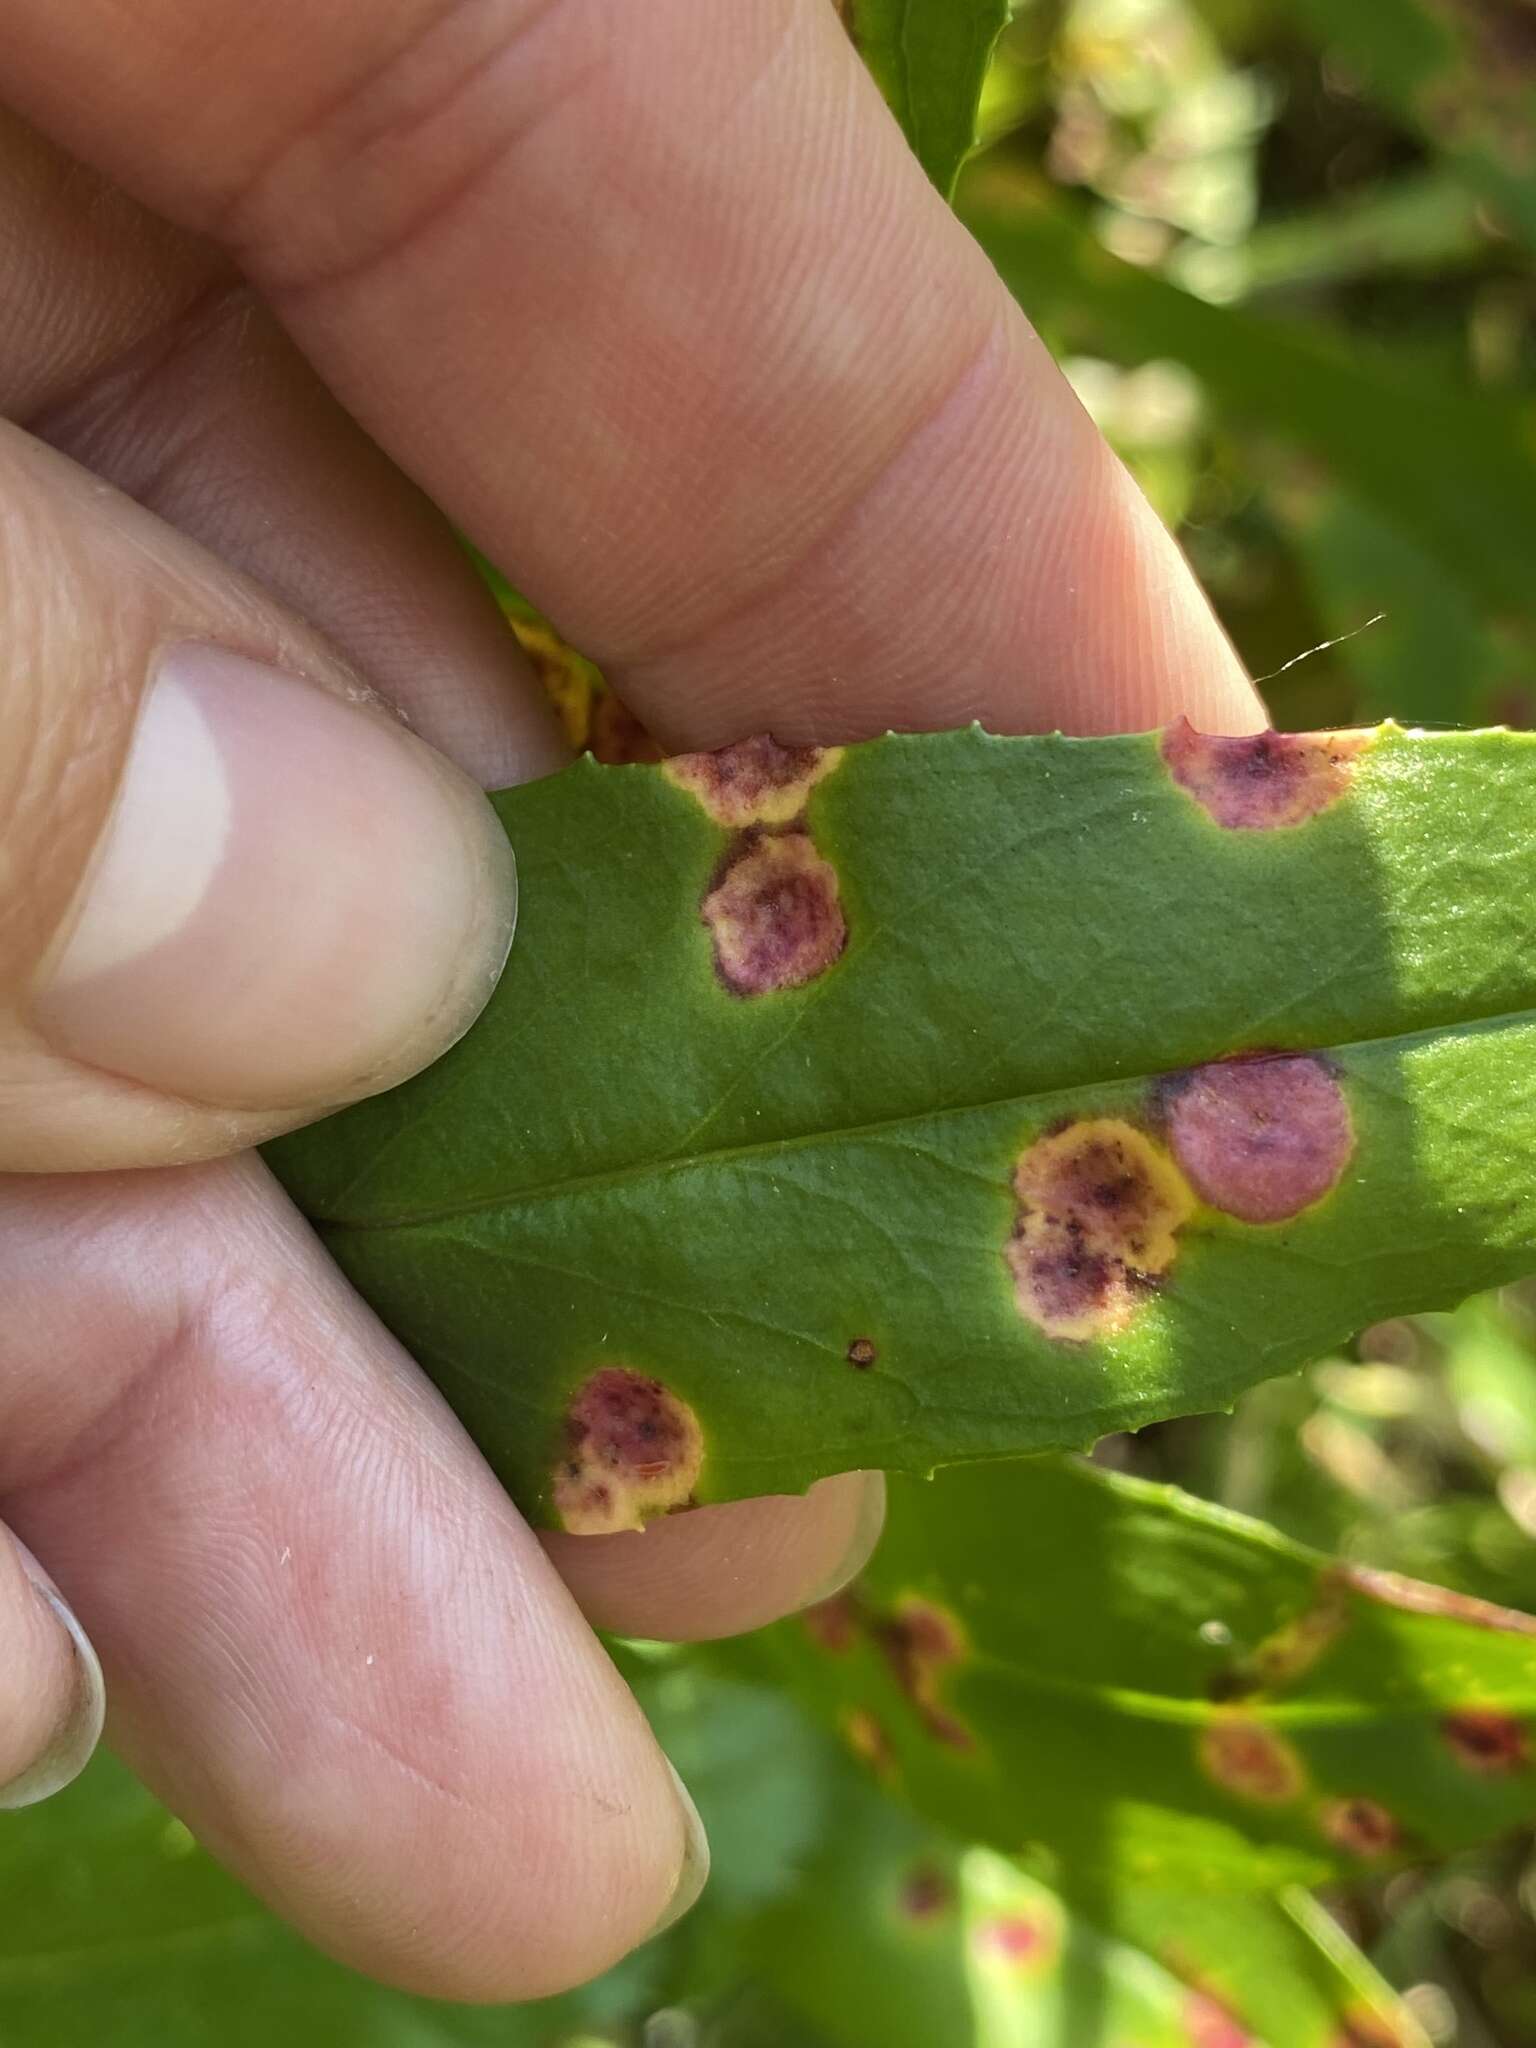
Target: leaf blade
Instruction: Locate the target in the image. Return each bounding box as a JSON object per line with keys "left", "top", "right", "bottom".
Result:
{"left": 842, "top": 0, "right": 1010, "bottom": 198}
{"left": 746, "top": 1453, "right": 1536, "bottom": 1893}
{"left": 269, "top": 723, "right": 1536, "bottom": 1521}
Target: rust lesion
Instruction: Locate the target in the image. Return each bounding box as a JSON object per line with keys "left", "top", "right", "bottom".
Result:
{"left": 589, "top": 690, "right": 664, "bottom": 764}
{"left": 1161, "top": 719, "right": 1371, "bottom": 830}
{"left": 1007, "top": 1118, "right": 1194, "bottom": 1340}
{"left": 1163, "top": 1053, "right": 1354, "bottom": 1225}
{"left": 802, "top": 1591, "right": 860, "bottom": 1653}
{"left": 973, "top": 1911, "right": 1058, "bottom": 1973}
{"left": 1318, "top": 1796, "right": 1402, "bottom": 1859}
{"left": 1441, "top": 1707, "right": 1529, "bottom": 1774}
{"left": 873, "top": 1594, "right": 975, "bottom": 1752}
{"left": 553, "top": 1366, "right": 703, "bottom": 1534}
{"left": 665, "top": 735, "right": 843, "bottom": 828}
{"left": 1197, "top": 1712, "right": 1307, "bottom": 1805}
{"left": 1211, "top": 1577, "right": 1350, "bottom": 1701}
{"left": 700, "top": 831, "right": 848, "bottom": 996}
{"left": 896, "top": 1862, "right": 952, "bottom": 1924}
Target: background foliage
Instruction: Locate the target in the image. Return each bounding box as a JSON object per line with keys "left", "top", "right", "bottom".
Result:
{"left": 9, "top": 4, "right": 1536, "bottom": 2044}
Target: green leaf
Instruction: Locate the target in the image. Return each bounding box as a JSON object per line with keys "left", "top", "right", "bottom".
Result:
{"left": 747, "top": 1454, "right": 1536, "bottom": 1892}
{"left": 270, "top": 722, "right": 1536, "bottom": 1525}
{"left": 958, "top": 189, "right": 1536, "bottom": 632}
{"left": 0, "top": 1671, "right": 824, "bottom": 2048}
{"left": 739, "top": 1737, "right": 1423, "bottom": 2048}
{"left": 841, "top": 0, "right": 1010, "bottom": 198}
{"left": 0, "top": 1666, "right": 1423, "bottom": 2048}
{"left": 1290, "top": 492, "right": 1533, "bottom": 729}
{"left": 0, "top": 1753, "right": 657, "bottom": 2046}
{"left": 1285, "top": 0, "right": 1536, "bottom": 257}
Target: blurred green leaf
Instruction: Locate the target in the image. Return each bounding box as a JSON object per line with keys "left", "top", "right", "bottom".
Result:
{"left": 0, "top": 1755, "right": 654, "bottom": 2047}
{"left": 1291, "top": 490, "right": 1533, "bottom": 727}
{"left": 843, "top": 0, "right": 1011, "bottom": 197}
{"left": 743, "top": 1757, "right": 1424, "bottom": 2048}
{"left": 961, "top": 184, "right": 1536, "bottom": 629}
{"left": 1235, "top": 171, "right": 1489, "bottom": 298}
{"left": 750, "top": 1455, "right": 1536, "bottom": 1891}
{"left": 1286, "top": 0, "right": 1536, "bottom": 256}
{"left": 1440, "top": 1294, "right": 1536, "bottom": 1472}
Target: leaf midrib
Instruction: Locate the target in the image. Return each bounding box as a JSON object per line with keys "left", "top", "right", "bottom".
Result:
{"left": 952, "top": 1643, "right": 1536, "bottom": 1730}
{"left": 315, "top": 1002, "right": 1536, "bottom": 1236}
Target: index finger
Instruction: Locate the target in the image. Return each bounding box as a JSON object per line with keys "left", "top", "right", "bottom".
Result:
{"left": 1, "top": 0, "right": 1261, "bottom": 747}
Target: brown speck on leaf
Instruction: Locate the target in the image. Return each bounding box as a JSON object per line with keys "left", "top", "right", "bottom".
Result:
{"left": 1163, "top": 1054, "right": 1354, "bottom": 1224}
{"left": 1198, "top": 1713, "right": 1307, "bottom": 1804}
{"left": 701, "top": 832, "right": 847, "bottom": 996}
{"left": 553, "top": 1367, "right": 703, "bottom": 1534}
{"left": 802, "top": 1591, "right": 860, "bottom": 1653}
{"left": 1319, "top": 1796, "right": 1403, "bottom": 1859}
{"left": 1008, "top": 1118, "right": 1194, "bottom": 1340}
{"left": 846, "top": 1336, "right": 878, "bottom": 1369}
{"left": 1442, "top": 1706, "right": 1529, "bottom": 1773}
{"left": 875, "top": 1595, "right": 975, "bottom": 1752}
{"left": 1242, "top": 1577, "right": 1351, "bottom": 1690}
{"left": 665, "top": 735, "right": 843, "bottom": 828}
{"left": 1161, "top": 719, "right": 1370, "bottom": 830}
{"left": 897, "top": 1862, "right": 952, "bottom": 1922}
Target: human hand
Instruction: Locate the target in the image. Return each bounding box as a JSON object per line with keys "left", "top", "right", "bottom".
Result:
{"left": 0, "top": 0, "right": 1263, "bottom": 2002}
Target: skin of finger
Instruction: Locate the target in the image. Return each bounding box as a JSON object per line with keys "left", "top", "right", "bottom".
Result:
{"left": 0, "top": 1153, "right": 694, "bottom": 1999}
{"left": 0, "top": 128, "right": 876, "bottom": 1660}
{"left": 541, "top": 1471, "right": 886, "bottom": 1642}
{"left": 0, "top": 0, "right": 1261, "bottom": 743}
{"left": 0, "top": 108, "right": 228, "bottom": 420}
{"left": 0, "top": 423, "right": 506, "bottom": 1171}
{"left": 0, "top": 1525, "right": 81, "bottom": 1792}
{"left": 0, "top": 108, "right": 562, "bottom": 787}
{"left": 0, "top": 0, "right": 1254, "bottom": 1662}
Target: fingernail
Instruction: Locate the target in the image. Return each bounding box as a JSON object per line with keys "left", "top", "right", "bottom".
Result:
{"left": 30, "top": 645, "right": 516, "bottom": 1112}
{"left": 0, "top": 1546, "right": 106, "bottom": 1810}
{"left": 803, "top": 1469, "right": 887, "bottom": 1608}
{"left": 647, "top": 1760, "right": 710, "bottom": 1940}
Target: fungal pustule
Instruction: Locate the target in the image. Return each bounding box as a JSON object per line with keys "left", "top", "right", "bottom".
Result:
{"left": 1441, "top": 1707, "right": 1529, "bottom": 1775}
{"left": 665, "top": 735, "right": 843, "bottom": 827}
{"left": 1197, "top": 1713, "right": 1307, "bottom": 1805}
{"left": 1161, "top": 719, "right": 1371, "bottom": 830}
{"left": 553, "top": 1366, "right": 703, "bottom": 1534}
{"left": 1164, "top": 1055, "right": 1354, "bottom": 1224}
{"left": 700, "top": 832, "right": 848, "bottom": 996}
{"left": 1008, "top": 1118, "right": 1194, "bottom": 1339}
{"left": 1318, "top": 1797, "right": 1402, "bottom": 1859}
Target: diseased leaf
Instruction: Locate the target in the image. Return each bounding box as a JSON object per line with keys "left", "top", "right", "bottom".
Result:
{"left": 740, "top": 1757, "right": 1425, "bottom": 2048}
{"left": 839, "top": 0, "right": 1010, "bottom": 198}
{"left": 270, "top": 722, "right": 1536, "bottom": 1526}
{"left": 0, "top": 1633, "right": 1427, "bottom": 2048}
{"left": 749, "top": 1455, "right": 1536, "bottom": 1892}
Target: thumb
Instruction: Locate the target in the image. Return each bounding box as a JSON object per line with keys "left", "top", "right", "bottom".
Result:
{"left": 2, "top": 423, "right": 516, "bottom": 1172}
